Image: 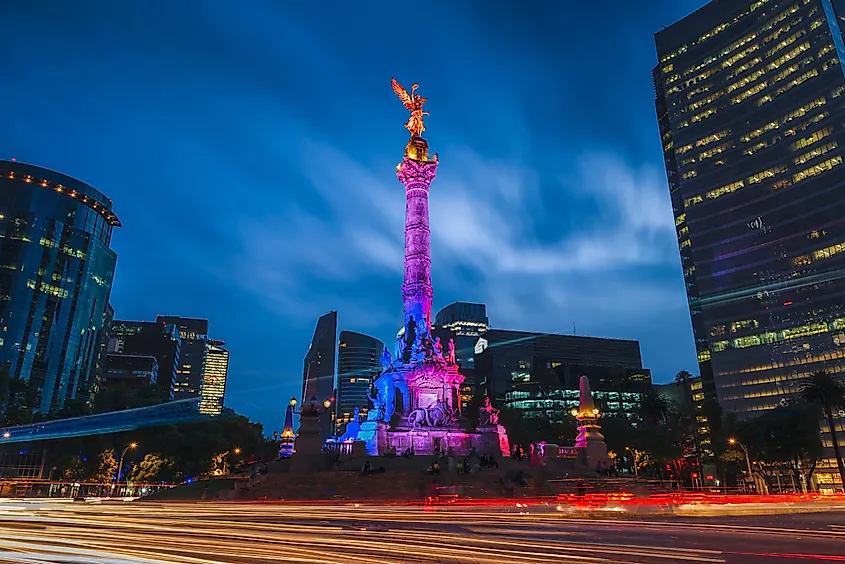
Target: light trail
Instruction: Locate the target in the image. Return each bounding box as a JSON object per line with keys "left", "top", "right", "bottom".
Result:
{"left": 0, "top": 502, "right": 842, "bottom": 563}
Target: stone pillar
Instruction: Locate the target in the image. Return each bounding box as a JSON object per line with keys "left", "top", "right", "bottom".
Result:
{"left": 290, "top": 408, "right": 323, "bottom": 473}
{"left": 573, "top": 375, "right": 610, "bottom": 470}
{"left": 396, "top": 140, "right": 438, "bottom": 332}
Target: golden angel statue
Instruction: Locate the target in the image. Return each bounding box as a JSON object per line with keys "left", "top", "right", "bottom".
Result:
{"left": 391, "top": 78, "right": 429, "bottom": 138}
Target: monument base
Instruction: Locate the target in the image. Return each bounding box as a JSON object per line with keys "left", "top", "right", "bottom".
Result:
{"left": 356, "top": 426, "right": 509, "bottom": 457}
{"left": 358, "top": 420, "right": 390, "bottom": 456}
{"left": 386, "top": 427, "right": 474, "bottom": 456}
{"left": 575, "top": 423, "right": 610, "bottom": 470}
{"left": 477, "top": 424, "right": 511, "bottom": 458}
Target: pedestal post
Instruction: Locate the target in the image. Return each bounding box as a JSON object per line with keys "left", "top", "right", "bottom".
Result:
{"left": 290, "top": 407, "right": 323, "bottom": 473}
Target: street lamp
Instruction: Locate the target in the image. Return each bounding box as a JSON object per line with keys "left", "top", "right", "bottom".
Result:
{"left": 290, "top": 397, "right": 297, "bottom": 408}
{"left": 2, "top": 432, "right": 10, "bottom": 439}
{"left": 728, "top": 438, "right": 755, "bottom": 492}
{"left": 116, "top": 442, "right": 137, "bottom": 485}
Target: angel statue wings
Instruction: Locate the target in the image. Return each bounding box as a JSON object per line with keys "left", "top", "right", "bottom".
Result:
{"left": 391, "top": 78, "right": 429, "bottom": 138}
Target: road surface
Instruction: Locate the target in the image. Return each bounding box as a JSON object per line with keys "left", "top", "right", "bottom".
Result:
{"left": 0, "top": 501, "right": 843, "bottom": 563}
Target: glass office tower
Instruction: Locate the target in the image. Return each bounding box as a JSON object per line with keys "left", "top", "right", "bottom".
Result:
{"left": 0, "top": 161, "right": 119, "bottom": 412}
{"left": 654, "top": 0, "right": 845, "bottom": 486}
{"left": 199, "top": 340, "right": 228, "bottom": 416}
{"left": 335, "top": 330, "right": 383, "bottom": 435}
{"left": 303, "top": 311, "right": 337, "bottom": 440}
{"left": 156, "top": 316, "right": 208, "bottom": 400}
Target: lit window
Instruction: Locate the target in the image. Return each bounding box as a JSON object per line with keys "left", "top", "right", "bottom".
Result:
{"left": 793, "top": 156, "right": 843, "bottom": 184}
{"left": 792, "top": 128, "right": 832, "bottom": 151}
{"left": 794, "top": 141, "right": 838, "bottom": 166}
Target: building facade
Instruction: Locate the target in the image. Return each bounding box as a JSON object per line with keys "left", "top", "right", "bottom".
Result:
{"left": 102, "top": 354, "right": 159, "bottom": 390}
{"left": 156, "top": 316, "right": 208, "bottom": 400}
{"left": 108, "top": 320, "right": 181, "bottom": 400}
{"left": 654, "top": 0, "right": 845, "bottom": 483}
{"left": 199, "top": 340, "right": 228, "bottom": 415}
{"left": 434, "top": 302, "right": 489, "bottom": 367}
{"left": 0, "top": 161, "right": 119, "bottom": 412}
{"left": 336, "top": 330, "right": 383, "bottom": 435}
{"left": 303, "top": 311, "right": 337, "bottom": 440}
{"left": 474, "top": 330, "right": 652, "bottom": 422}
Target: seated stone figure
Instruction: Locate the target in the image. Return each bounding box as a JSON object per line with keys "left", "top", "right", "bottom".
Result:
{"left": 479, "top": 396, "right": 500, "bottom": 426}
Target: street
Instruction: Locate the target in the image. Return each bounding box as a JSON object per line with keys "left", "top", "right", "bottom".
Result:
{"left": 0, "top": 501, "right": 844, "bottom": 563}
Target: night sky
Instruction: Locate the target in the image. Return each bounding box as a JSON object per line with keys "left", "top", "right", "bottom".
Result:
{"left": 1, "top": 0, "right": 709, "bottom": 430}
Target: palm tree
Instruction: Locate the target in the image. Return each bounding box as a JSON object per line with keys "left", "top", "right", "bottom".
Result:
{"left": 674, "top": 370, "right": 694, "bottom": 384}
{"left": 639, "top": 389, "right": 672, "bottom": 426}
{"left": 798, "top": 370, "right": 845, "bottom": 488}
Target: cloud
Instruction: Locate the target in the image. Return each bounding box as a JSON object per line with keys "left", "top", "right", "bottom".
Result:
{"left": 228, "top": 141, "right": 682, "bottom": 324}
{"left": 428, "top": 150, "right": 677, "bottom": 275}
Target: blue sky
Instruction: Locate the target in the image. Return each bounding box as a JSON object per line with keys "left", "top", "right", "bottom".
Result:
{"left": 1, "top": 0, "right": 709, "bottom": 430}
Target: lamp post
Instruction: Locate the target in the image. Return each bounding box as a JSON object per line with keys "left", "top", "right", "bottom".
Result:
{"left": 116, "top": 442, "right": 137, "bottom": 486}
{"left": 728, "top": 438, "right": 755, "bottom": 493}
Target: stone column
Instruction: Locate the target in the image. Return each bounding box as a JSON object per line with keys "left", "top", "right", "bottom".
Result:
{"left": 290, "top": 407, "right": 323, "bottom": 473}
{"left": 396, "top": 142, "right": 438, "bottom": 332}
{"left": 573, "top": 375, "right": 610, "bottom": 470}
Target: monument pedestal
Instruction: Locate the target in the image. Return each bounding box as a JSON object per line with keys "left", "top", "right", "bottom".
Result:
{"left": 477, "top": 424, "right": 511, "bottom": 458}
{"left": 575, "top": 423, "right": 610, "bottom": 470}
{"left": 358, "top": 420, "right": 390, "bottom": 456}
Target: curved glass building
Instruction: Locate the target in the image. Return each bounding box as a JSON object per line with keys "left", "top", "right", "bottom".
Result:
{"left": 0, "top": 160, "right": 119, "bottom": 412}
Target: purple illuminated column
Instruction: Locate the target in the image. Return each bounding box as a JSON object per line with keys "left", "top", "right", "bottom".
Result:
{"left": 396, "top": 155, "right": 438, "bottom": 331}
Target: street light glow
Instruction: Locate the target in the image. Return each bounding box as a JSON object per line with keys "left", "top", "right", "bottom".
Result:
{"left": 2, "top": 432, "right": 9, "bottom": 439}
{"left": 130, "top": 442, "right": 137, "bottom": 448}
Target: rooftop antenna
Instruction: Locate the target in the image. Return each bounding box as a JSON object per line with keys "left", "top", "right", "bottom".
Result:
{"left": 573, "top": 322, "right": 576, "bottom": 336}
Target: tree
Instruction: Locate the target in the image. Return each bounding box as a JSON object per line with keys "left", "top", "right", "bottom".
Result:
{"left": 130, "top": 453, "right": 176, "bottom": 483}
{"left": 91, "top": 449, "right": 118, "bottom": 483}
{"left": 638, "top": 389, "right": 672, "bottom": 426}
{"left": 798, "top": 370, "right": 845, "bottom": 487}
{"left": 736, "top": 403, "right": 824, "bottom": 492}
{"left": 674, "top": 370, "right": 694, "bottom": 384}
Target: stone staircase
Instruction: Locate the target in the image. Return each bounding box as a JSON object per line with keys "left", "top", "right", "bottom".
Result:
{"left": 221, "top": 454, "right": 666, "bottom": 502}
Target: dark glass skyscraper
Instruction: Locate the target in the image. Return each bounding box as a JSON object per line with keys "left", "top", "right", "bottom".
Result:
{"left": 434, "top": 302, "right": 488, "bottom": 408}
{"left": 156, "top": 316, "right": 208, "bottom": 400}
{"left": 434, "top": 302, "right": 488, "bottom": 367}
{"left": 0, "top": 161, "right": 119, "bottom": 412}
{"left": 108, "top": 320, "right": 181, "bottom": 400}
{"left": 303, "top": 311, "right": 337, "bottom": 440}
{"left": 336, "top": 330, "right": 383, "bottom": 435}
{"left": 654, "top": 0, "right": 845, "bottom": 485}
{"left": 474, "top": 330, "right": 652, "bottom": 430}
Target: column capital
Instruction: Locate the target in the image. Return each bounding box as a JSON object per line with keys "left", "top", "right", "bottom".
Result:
{"left": 396, "top": 157, "right": 438, "bottom": 187}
